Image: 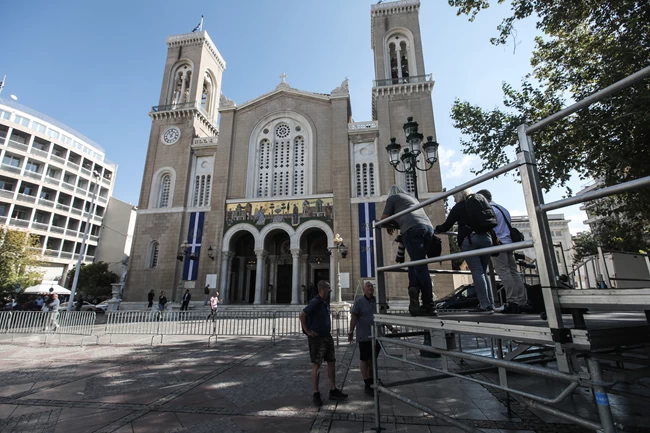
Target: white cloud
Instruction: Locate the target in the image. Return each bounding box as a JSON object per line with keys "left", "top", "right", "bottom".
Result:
{"left": 438, "top": 147, "right": 455, "bottom": 168}
{"left": 445, "top": 154, "right": 478, "bottom": 179}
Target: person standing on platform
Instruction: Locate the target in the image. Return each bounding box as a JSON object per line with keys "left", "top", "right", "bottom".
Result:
{"left": 204, "top": 284, "right": 210, "bottom": 306}
{"left": 207, "top": 291, "right": 221, "bottom": 321}
{"left": 158, "top": 291, "right": 167, "bottom": 311}
{"left": 476, "top": 189, "right": 532, "bottom": 314}
{"left": 147, "top": 290, "right": 155, "bottom": 309}
{"left": 181, "top": 289, "right": 192, "bottom": 311}
{"left": 381, "top": 185, "right": 436, "bottom": 316}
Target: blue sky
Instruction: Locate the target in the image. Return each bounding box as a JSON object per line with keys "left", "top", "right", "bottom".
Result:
{"left": 0, "top": 0, "right": 589, "bottom": 233}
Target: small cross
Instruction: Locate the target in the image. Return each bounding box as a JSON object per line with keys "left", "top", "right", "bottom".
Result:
{"left": 280, "top": 72, "right": 287, "bottom": 83}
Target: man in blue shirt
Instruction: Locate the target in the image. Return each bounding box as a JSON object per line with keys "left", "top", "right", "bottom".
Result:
{"left": 477, "top": 190, "right": 532, "bottom": 313}
{"left": 300, "top": 280, "right": 348, "bottom": 406}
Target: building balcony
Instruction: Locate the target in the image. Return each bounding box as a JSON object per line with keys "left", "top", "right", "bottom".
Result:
{"left": 44, "top": 249, "right": 59, "bottom": 257}
{"left": 32, "top": 222, "right": 49, "bottom": 231}
{"left": 56, "top": 203, "right": 71, "bottom": 212}
{"left": 102, "top": 177, "right": 111, "bottom": 186}
{"left": 16, "top": 193, "right": 36, "bottom": 204}
{"left": 70, "top": 207, "right": 82, "bottom": 215}
{"left": 76, "top": 187, "right": 87, "bottom": 196}
{"left": 98, "top": 196, "right": 108, "bottom": 203}
{"left": 50, "top": 154, "right": 66, "bottom": 165}
{"left": 38, "top": 198, "right": 55, "bottom": 208}
{"left": 0, "top": 189, "right": 15, "bottom": 199}
{"left": 150, "top": 101, "right": 218, "bottom": 136}
{"left": 61, "top": 182, "right": 74, "bottom": 191}
{"left": 1, "top": 163, "right": 21, "bottom": 174}
{"left": 66, "top": 229, "right": 78, "bottom": 237}
{"left": 44, "top": 176, "right": 60, "bottom": 186}
{"left": 11, "top": 218, "right": 29, "bottom": 228}
{"left": 373, "top": 74, "right": 432, "bottom": 88}
{"left": 0, "top": 216, "right": 7, "bottom": 225}
{"left": 24, "top": 170, "right": 43, "bottom": 180}
{"left": 7, "top": 140, "right": 28, "bottom": 151}
{"left": 50, "top": 226, "right": 65, "bottom": 234}
{"left": 348, "top": 121, "right": 378, "bottom": 131}
{"left": 66, "top": 161, "right": 80, "bottom": 171}
{"left": 30, "top": 148, "right": 49, "bottom": 159}
{"left": 60, "top": 251, "right": 73, "bottom": 259}
{"left": 80, "top": 167, "right": 91, "bottom": 177}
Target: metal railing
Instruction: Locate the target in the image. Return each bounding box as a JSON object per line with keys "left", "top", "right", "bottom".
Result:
{"left": 374, "top": 74, "right": 432, "bottom": 87}
{"left": 0, "top": 311, "right": 96, "bottom": 343}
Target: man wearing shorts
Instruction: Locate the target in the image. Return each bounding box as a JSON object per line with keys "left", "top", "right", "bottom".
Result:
{"left": 348, "top": 281, "right": 386, "bottom": 396}
{"left": 300, "top": 280, "right": 348, "bottom": 407}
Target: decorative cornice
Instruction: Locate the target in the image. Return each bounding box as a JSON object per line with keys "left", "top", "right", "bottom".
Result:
{"left": 331, "top": 78, "right": 349, "bottom": 97}
{"left": 149, "top": 105, "right": 218, "bottom": 136}
{"left": 166, "top": 31, "right": 226, "bottom": 71}
{"left": 372, "top": 80, "right": 434, "bottom": 97}
{"left": 370, "top": 0, "right": 420, "bottom": 49}
{"left": 235, "top": 86, "right": 332, "bottom": 111}
{"left": 219, "top": 93, "right": 236, "bottom": 110}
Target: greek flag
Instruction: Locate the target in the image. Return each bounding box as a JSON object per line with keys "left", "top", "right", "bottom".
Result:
{"left": 358, "top": 203, "right": 376, "bottom": 278}
{"left": 183, "top": 212, "right": 204, "bottom": 280}
{"left": 192, "top": 16, "right": 204, "bottom": 32}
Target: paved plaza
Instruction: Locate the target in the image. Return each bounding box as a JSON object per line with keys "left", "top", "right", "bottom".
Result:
{"left": 0, "top": 333, "right": 648, "bottom": 433}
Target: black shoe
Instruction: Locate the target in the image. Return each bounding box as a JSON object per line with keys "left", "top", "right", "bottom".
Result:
{"left": 502, "top": 302, "right": 520, "bottom": 314}
{"left": 518, "top": 302, "right": 535, "bottom": 313}
{"left": 419, "top": 304, "right": 437, "bottom": 316}
{"left": 329, "top": 388, "right": 348, "bottom": 401}
{"left": 313, "top": 392, "right": 323, "bottom": 406}
{"left": 364, "top": 385, "right": 374, "bottom": 397}
{"left": 408, "top": 287, "right": 420, "bottom": 317}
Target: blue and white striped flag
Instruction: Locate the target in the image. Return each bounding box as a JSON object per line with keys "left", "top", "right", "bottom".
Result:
{"left": 358, "top": 203, "right": 376, "bottom": 278}
{"left": 183, "top": 211, "right": 204, "bottom": 281}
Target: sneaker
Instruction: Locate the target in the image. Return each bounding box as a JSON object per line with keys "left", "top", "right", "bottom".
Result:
{"left": 470, "top": 307, "right": 495, "bottom": 314}
{"left": 329, "top": 388, "right": 349, "bottom": 401}
{"left": 408, "top": 287, "right": 420, "bottom": 317}
{"left": 313, "top": 392, "right": 323, "bottom": 406}
{"left": 419, "top": 304, "right": 437, "bottom": 316}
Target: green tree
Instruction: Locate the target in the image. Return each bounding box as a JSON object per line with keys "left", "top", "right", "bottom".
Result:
{"left": 448, "top": 1, "right": 650, "bottom": 222}
{"left": 0, "top": 227, "right": 43, "bottom": 298}
{"left": 66, "top": 261, "right": 118, "bottom": 300}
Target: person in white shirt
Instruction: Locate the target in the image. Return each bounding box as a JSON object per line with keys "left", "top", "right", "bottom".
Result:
{"left": 477, "top": 190, "right": 532, "bottom": 313}
{"left": 207, "top": 292, "right": 221, "bottom": 321}
{"left": 47, "top": 294, "right": 60, "bottom": 330}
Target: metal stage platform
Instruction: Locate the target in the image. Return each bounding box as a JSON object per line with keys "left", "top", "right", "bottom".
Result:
{"left": 376, "top": 311, "right": 650, "bottom": 351}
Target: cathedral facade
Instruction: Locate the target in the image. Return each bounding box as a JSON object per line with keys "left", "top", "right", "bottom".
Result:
{"left": 123, "top": 0, "right": 451, "bottom": 305}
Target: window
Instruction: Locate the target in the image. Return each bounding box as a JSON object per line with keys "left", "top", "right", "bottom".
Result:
{"left": 14, "top": 115, "right": 29, "bottom": 127}
{"left": 158, "top": 174, "right": 171, "bottom": 207}
{"left": 72, "top": 140, "right": 83, "bottom": 150}
{"left": 25, "top": 161, "right": 41, "bottom": 173}
{"left": 40, "top": 191, "right": 52, "bottom": 200}
{"left": 148, "top": 242, "right": 160, "bottom": 268}
{"left": 405, "top": 172, "right": 415, "bottom": 194}
{"left": 169, "top": 64, "right": 193, "bottom": 105}
{"left": 21, "top": 185, "right": 34, "bottom": 196}
{"left": 12, "top": 209, "right": 27, "bottom": 220}
{"left": 48, "top": 129, "right": 60, "bottom": 140}
{"left": 0, "top": 110, "right": 10, "bottom": 120}
{"left": 62, "top": 135, "right": 72, "bottom": 145}
{"left": 255, "top": 125, "right": 308, "bottom": 198}
{"left": 0, "top": 180, "right": 14, "bottom": 191}
{"left": 2, "top": 154, "right": 21, "bottom": 167}
{"left": 31, "top": 121, "right": 46, "bottom": 133}
{"left": 192, "top": 174, "right": 211, "bottom": 207}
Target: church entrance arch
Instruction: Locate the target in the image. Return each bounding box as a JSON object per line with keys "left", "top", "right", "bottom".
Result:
{"left": 263, "top": 229, "right": 292, "bottom": 304}
{"left": 227, "top": 230, "right": 256, "bottom": 304}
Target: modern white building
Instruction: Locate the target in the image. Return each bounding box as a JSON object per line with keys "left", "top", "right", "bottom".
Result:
{"left": 95, "top": 197, "right": 137, "bottom": 280}
{"left": 0, "top": 97, "right": 117, "bottom": 282}
{"left": 511, "top": 214, "right": 574, "bottom": 276}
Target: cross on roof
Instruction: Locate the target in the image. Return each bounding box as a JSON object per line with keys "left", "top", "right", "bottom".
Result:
{"left": 280, "top": 72, "right": 287, "bottom": 83}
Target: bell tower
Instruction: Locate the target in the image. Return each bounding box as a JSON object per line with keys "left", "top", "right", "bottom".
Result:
{"left": 124, "top": 30, "right": 226, "bottom": 302}
{"left": 370, "top": 0, "right": 442, "bottom": 198}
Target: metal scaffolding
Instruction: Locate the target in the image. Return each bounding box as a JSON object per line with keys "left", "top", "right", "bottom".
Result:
{"left": 370, "top": 65, "right": 650, "bottom": 433}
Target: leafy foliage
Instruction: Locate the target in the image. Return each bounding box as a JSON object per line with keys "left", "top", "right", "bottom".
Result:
{"left": 448, "top": 1, "right": 650, "bottom": 221}
{"left": 0, "top": 227, "right": 43, "bottom": 298}
{"left": 66, "top": 261, "right": 118, "bottom": 300}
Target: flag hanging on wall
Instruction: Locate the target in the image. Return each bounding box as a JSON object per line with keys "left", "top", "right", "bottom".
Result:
{"left": 183, "top": 211, "right": 204, "bottom": 281}
{"left": 358, "top": 202, "right": 376, "bottom": 278}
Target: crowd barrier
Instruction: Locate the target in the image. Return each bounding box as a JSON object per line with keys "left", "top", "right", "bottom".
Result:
{"left": 0, "top": 310, "right": 97, "bottom": 344}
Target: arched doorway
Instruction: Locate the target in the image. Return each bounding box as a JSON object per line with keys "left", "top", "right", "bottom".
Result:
{"left": 230, "top": 231, "right": 256, "bottom": 303}
{"left": 264, "top": 229, "right": 292, "bottom": 304}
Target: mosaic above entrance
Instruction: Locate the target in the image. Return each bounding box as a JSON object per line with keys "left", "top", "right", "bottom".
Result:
{"left": 225, "top": 197, "right": 333, "bottom": 229}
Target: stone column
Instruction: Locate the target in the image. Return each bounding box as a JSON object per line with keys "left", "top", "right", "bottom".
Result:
{"left": 224, "top": 252, "right": 235, "bottom": 304}
{"left": 254, "top": 249, "right": 266, "bottom": 304}
{"left": 291, "top": 248, "right": 301, "bottom": 305}
{"left": 219, "top": 251, "right": 233, "bottom": 303}
{"left": 301, "top": 253, "right": 309, "bottom": 303}
{"left": 179, "top": 72, "right": 188, "bottom": 103}
{"left": 269, "top": 255, "right": 277, "bottom": 304}
{"left": 329, "top": 253, "right": 336, "bottom": 299}
{"left": 237, "top": 257, "right": 246, "bottom": 303}
{"left": 396, "top": 47, "right": 403, "bottom": 79}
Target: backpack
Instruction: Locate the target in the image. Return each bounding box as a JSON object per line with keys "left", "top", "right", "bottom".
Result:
{"left": 464, "top": 193, "right": 497, "bottom": 233}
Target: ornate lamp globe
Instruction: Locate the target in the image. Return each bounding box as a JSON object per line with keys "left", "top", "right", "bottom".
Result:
{"left": 423, "top": 136, "right": 439, "bottom": 165}
{"left": 385, "top": 138, "right": 402, "bottom": 167}
{"left": 403, "top": 116, "right": 423, "bottom": 154}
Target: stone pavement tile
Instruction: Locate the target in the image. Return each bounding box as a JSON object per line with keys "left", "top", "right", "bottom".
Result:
{"left": 53, "top": 407, "right": 134, "bottom": 433}
{"left": 0, "top": 383, "right": 33, "bottom": 397}
{"left": 164, "top": 385, "right": 239, "bottom": 409}
{"left": 232, "top": 415, "right": 314, "bottom": 432}
{"left": 112, "top": 424, "right": 135, "bottom": 433}
{"left": 7, "top": 404, "right": 59, "bottom": 417}
{"left": 0, "top": 403, "right": 17, "bottom": 419}
{"left": 21, "top": 376, "right": 90, "bottom": 402}
{"left": 130, "top": 411, "right": 184, "bottom": 433}
{"left": 360, "top": 422, "right": 431, "bottom": 432}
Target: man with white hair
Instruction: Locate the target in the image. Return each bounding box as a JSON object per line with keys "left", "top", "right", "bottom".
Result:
{"left": 381, "top": 185, "right": 436, "bottom": 316}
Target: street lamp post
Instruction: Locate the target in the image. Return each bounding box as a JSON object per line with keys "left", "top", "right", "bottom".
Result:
{"left": 385, "top": 117, "right": 439, "bottom": 201}
{"left": 68, "top": 171, "right": 101, "bottom": 311}
{"left": 386, "top": 118, "right": 439, "bottom": 357}
{"left": 328, "top": 233, "right": 348, "bottom": 303}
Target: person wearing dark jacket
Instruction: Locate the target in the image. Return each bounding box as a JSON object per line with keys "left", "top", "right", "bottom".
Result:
{"left": 435, "top": 188, "right": 494, "bottom": 313}
{"left": 147, "top": 290, "right": 155, "bottom": 308}
{"left": 181, "top": 289, "right": 191, "bottom": 311}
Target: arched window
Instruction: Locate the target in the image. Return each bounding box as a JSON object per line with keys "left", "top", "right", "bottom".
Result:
{"left": 355, "top": 162, "right": 376, "bottom": 198}
{"left": 148, "top": 241, "right": 160, "bottom": 268}
{"left": 384, "top": 30, "right": 417, "bottom": 83}
{"left": 201, "top": 73, "right": 213, "bottom": 115}
{"left": 159, "top": 175, "right": 171, "bottom": 207}
{"left": 292, "top": 136, "right": 305, "bottom": 195}
{"left": 168, "top": 63, "right": 193, "bottom": 105}
{"left": 257, "top": 139, "right": 271, "bottom": 197}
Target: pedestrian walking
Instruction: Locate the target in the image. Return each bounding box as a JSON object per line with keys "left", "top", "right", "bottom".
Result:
{"left": 147, "top": 290, "right": 155, "bottom": 308}
{"left": 204, "top": 284, "right": 210, "bottom": 306}
{"left": 206, "top": 292, "right": 220, "bottom": 321}
{"left": 299, "top": 280, "right": 348, "bottom": 407}
{"left": 381, "top": 184, "right": 436, "bottom": 316}
{"left": 477, "top": 189, "right": 533, "bottom": 313}
{"left": 181, "top": 289, "right": 191, "bottom": 311}
{"left": 47, "top": 294, "right": 60, "bottom": 331}
{"left": 435, "top": 188, "right": 496, "bottom": 313}
{"left": 348, "top": 281, "right": 394, "bottom": 396}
